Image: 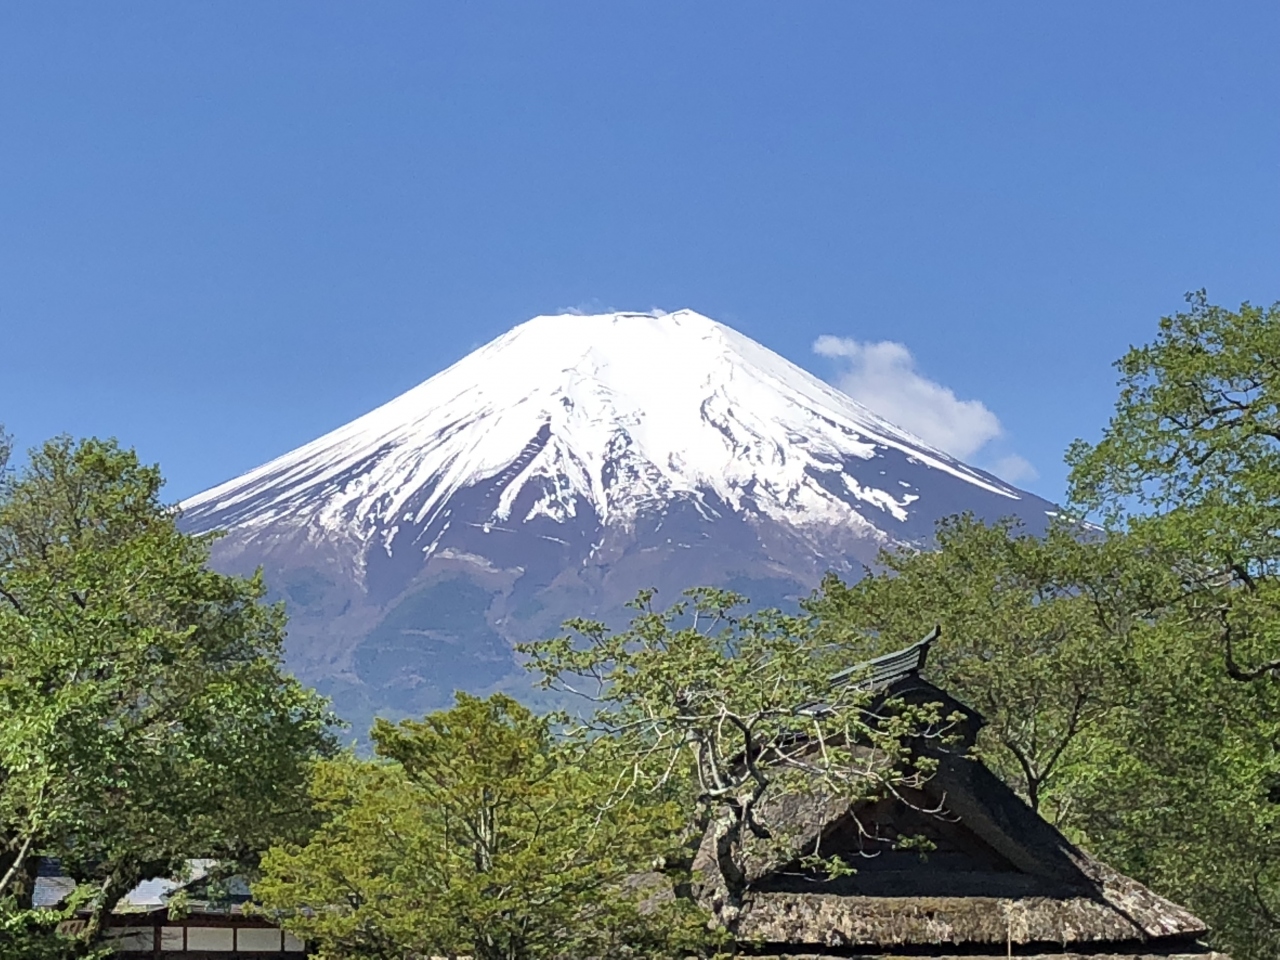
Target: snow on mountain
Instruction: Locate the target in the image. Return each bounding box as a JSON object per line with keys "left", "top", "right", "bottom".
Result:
{"left": 184, "top": 310, "right": 1022, "bottom": 548}
{"left": 181, "top": 310, "right": 1054, "bottom": 731}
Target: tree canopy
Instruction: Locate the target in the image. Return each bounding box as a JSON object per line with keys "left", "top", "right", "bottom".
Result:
{"left": 806, "top": 515, "right": 1144, "bottom": 821}
{"left": 1067, "top": 291, "right": 1280, "bottom": 682}
{"left": 0, "top": 436, "right": 336, "bottom": 954}
{"left": 256, "top": 693, "right": 708, "bottom": 960}
{"left": 1059, "top": 292, "right": 1280, "bottom": 956}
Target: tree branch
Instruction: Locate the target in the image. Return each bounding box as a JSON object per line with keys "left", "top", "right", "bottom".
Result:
{"left": 0, "top": 832, "right": 34, "bottom": 899}
{"left": 0, "top": 583, "right": 23, "bottom": 616}
{"left": 1222, "top": 617, "right": 1280, "bottom": 682}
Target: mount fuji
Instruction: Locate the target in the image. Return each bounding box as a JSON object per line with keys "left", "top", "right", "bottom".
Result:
{"left": 181, "top": 310, "right": 1054, "bottom": 729}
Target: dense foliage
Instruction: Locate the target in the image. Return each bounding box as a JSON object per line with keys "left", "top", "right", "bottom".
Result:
{"left": 256, "top": 693, "right": 708, "bottom": 960}
{"left": 1065, "top": 292, "right": 1280, "bottom": 957}
{"left": 0, "top": 436, "right": 336, "bottom": 956}
{"left": 806, "top": 516, "right": 1145, "bottom": 821}
{"left": 1067, "top": 291, "right": 1280, "bottom": 683}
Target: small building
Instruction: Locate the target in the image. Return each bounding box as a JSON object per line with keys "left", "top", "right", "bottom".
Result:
{"left": 34, "top": 859, "right": 305, "bottom": 957}
{"left": 689, "top": 632, "right": 1227, "bottom": 960}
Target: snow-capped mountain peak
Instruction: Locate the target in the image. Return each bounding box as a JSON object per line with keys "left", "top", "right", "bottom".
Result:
{"left": 182, "top": 309, "right": 1020, "bottom": 553}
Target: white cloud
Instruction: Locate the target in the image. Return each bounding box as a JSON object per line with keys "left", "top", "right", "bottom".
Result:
{"left": 812, "top": 335, "right": 1038, "bottom": 485}
{"left": 555, "top": 300, "right": 672, "bottom": 317}
{"left": 556, "top": 299, "right": 614, "bottom": 316}
{"left": 812, "top": 335, "right": 1003, "bottom": 459}
{"left": 990, "top": 453, "right": 1039, "bottom": 484}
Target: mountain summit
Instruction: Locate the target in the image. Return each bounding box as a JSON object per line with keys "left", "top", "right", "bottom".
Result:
{"left": 182, "top": 310, "right": 1053, "bottom": 728}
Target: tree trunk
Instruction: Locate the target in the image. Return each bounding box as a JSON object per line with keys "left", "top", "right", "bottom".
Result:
{"left": 712, "top": 808, "right": 747, "bottom": 901}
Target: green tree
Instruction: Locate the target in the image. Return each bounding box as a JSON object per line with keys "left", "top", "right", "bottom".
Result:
{"left": 0, "top": 437, "right": 336, "bottom": 954}
{"left": 256, "top": 693, "right": 706, "bottom": 960}
{"left": 1067, "top": 290, "right": 1280, "bottom": 680}
{"left": 1063, "top": 291, "right": 1280, "bottom": 958}
{"left": 519, "top": 588, "right": 960, "bottom": 904}
{"left": 805, "top": 516, "right": 1146, "bottom": 824}
{"left": 1060, "top": 617, "right": 1280, "bottom": 960}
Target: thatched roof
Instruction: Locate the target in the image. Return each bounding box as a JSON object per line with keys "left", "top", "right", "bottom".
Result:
{"left": 689, "top": 635, "right": 1218, "bottom": 958}
{"left": 726, "top": 886, "right": 1204, "bottom": 949}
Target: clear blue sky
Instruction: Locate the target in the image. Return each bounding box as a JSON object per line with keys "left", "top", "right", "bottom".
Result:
{"left": 2, "top": 3, "right": 1276, "bottom": 503}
